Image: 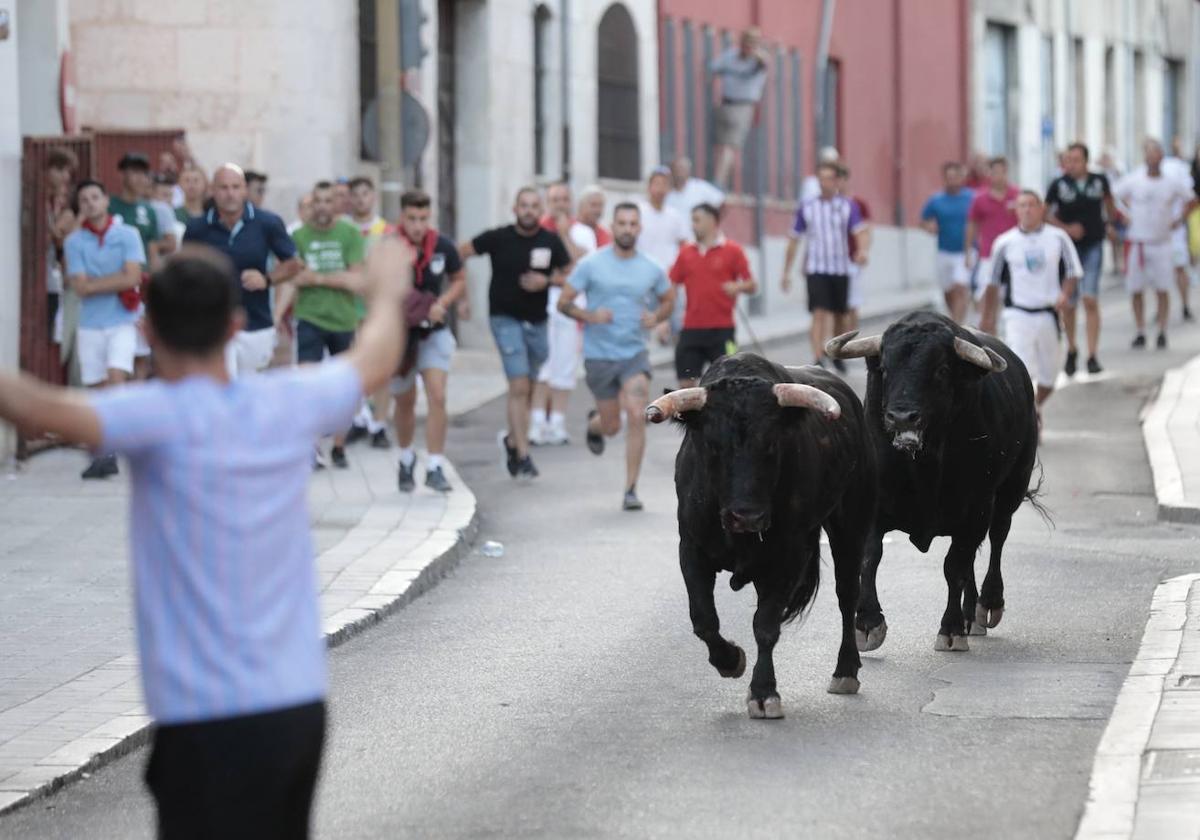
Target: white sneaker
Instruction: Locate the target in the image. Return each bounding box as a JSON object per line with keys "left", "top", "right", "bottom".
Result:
{"left": 529, "top": 422, "right": 548, "bottom": 447}
{"left": 543, "top": 426, "right": 570, "bottom": 446}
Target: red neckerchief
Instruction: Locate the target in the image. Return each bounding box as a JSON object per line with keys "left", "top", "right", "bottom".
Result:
{"left": 409, "top": 229, "right": 440, "bottom": 288}
{"left": 82, "top": 215, "right": 115, "bottom": 247}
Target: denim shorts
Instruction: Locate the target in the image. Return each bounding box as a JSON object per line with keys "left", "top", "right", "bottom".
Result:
{"left": 489, "top": 315, "right": 549, "bottom": 381}
{"left": 1069, "top": 241, "right": 1104, "bottom": 305}
{"left": 390, "top": 327, "right": 457, "bottom": 395}
{"left": 296, "top": 319, "right": 354, "bottom": 363}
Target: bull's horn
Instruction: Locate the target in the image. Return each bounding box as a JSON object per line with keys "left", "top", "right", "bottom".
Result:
{"left": 953, "top": 337, "right": 1008, "bottom": 373}
{"left": 645, "top": 387, "right": 707, "bottom": 423}
{"left": 825, "top": 330, "right": 882, "bottom": 359}
{"left": 773, "top": 383, "right": 841, "bottom": 419}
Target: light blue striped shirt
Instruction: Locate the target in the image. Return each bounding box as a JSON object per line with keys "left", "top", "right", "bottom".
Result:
{"left": 90, "top": 360, "right": 362, "bottom": 724}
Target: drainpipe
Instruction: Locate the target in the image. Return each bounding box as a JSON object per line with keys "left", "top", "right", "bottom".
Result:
{"left": 812, "top": 0, "right": 836, "bottom": 168}
{"left": 377, "top": 0, "right": 404, "bottom": 220}
{"left": 560, "top": 0, "right": 571, "bottom": 183}
{"left": 750, "top": 0, "right": 765, "bottom": 315}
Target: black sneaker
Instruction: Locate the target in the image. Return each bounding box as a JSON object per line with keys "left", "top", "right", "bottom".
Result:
{"left": 1131, "top": 334, "right": 1146, "bottom": 349}
{"left": 1086, "top": 356, "right": 1103, "bottom": 375}
{"left": 331, "top": 446, "right": 349, "bottom": 469}
{"left": 1184, "top": 307, "right": 1195, "bottom": 323}
{"left": 1157, "top": 333, "right": 1168, "bottom": 350}
{"left": 586, "top": 410, "right": 605, "bottom": 456}
{"left": 1064, "top": 349, "right": 1078, "bottom": 376}
{"left": 516, "top": 455, "right": 539, "bottom": 481}
{"left": 370, "top": 428, "right": 391, "bottom": 449}
{"left": 497, "top": 431, "right": 519, "bottom": 477}
{"left": 831, "top": 357, "right": 847, "bottom": 375}
{"left": 622, "top": 488, "right": 644, "bottom": 511}
{"left": 81, "top": 454, "right": 116, "bottom": 480}
{"left": 397, "top": 458, "right": 416, "bottom": 493}
{"left": 425, "top": 466, "right": 453, "bottom": 493}
{"left": 345, "top": 424, "right": 369, "bottom": 445}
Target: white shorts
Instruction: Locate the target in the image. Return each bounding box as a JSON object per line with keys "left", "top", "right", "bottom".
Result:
{"left": 1003, "top": 309, "right": 1059, "bottom": 390}
{"left": 1125, "top": 241, "right": 1175, "bottom": 293}
{"left": 224, "top": 327, "right": 277, "bottom": 378}
{"left": 77, "top": 323, "right": 137, "bottom": 386}
{"left": 847, "top": 264, "right": 864, "bottom": 310}
{"left": 974, "top": 256, "right": 993, "bottom": 301}
{"left": 538, "top": 311, "right": 581, "bottom": 390}
{"left": 936, "top": 251, "right": 970, "bottom": 291}
{"left": 1172, "top": 227, "right": 1190, "bottom": 269}
{"left": 134, "top": 308, "right": 151, "bottom": 358}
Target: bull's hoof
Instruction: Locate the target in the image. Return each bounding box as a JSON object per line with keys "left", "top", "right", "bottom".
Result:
{"left": 716, "top": 645, "right": 747, "bottom": 679}
{"left": 747, "top": 693, "right": 784, "bottom": 720}
{"left": 934, "top": 634, "right": 970, "bottom": 652}
{"left": 856, "top": 620, "right": 888, "bottom": 652}
{"left": 827, "top": 676, "right": 861, "bottom": 695}
{"left": 984, "top": 606, "right": 1004, "bottom": 628}
{"left": 966, "top": 621, "right": 988, "bottom": 637}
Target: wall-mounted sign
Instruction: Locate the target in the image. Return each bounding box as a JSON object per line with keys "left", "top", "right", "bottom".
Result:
{"left": 0, "top": 9, "right": 11, "bottom": 42}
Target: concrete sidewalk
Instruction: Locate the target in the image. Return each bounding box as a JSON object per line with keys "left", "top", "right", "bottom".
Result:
{"left": 0, "top": 442, "right": 477, "bottom": 815}
{"left": 1143, "top": 352, "right": 1200, "bottom": 523}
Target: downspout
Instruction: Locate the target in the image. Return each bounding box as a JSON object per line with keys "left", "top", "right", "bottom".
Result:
{"left": 560, "top": 0, "right": 571, "bottom": 182}
{"left": 750, "top": 0, "right": 765, "bottom": 315}
{"left": 892, "top": 0, "right": 907, "bottom": 290}
{"left": 813, "top": 0, "right": 836, "bottom": 168}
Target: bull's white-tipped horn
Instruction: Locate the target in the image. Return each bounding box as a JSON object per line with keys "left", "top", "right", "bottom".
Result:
{"left": 825, "top": 330, "right": 882, "bottom": 359}
{"left": 645, "top": 388, "right": 707, "bottom": 423}
{"left": 773, "top": 383, "right": 841, "bottom": 419}
{"left": 953, "top": 337, "right": 1007, "bottom": 373}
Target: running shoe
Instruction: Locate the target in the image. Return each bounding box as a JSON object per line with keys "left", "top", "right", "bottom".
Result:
{"left": 831, "top": 358, "right": 847, "bottom": 375}
{"left": 1086, "top": 356, "right": 1103, "bottom": 375}
{"left": 1131, "top": 334, "right": 1146, "bottom": 349}
{"left": 515, "top": 455, "right": 539, "bottom": 481}
{"left": 370, "top": 428, "right": 391, "bottom": 449}
{"left": 425, "top": 467, "right": 453, "bottom": 493}
{"left": 81, "top": 454, "right": 117, "bottom": 480}
{"left": 1064, "top": 349, "right": 1077, "bottom": 376}
{"left": 498, "top": 431, "right": 519, "bottom": 477}
{"left": 397, "top": 458, "right": 416, "bottom": 493}
{"left": 1157, "top": 333, "right": 1168, "bottom": 350}
{"left": 330, "top": 446, "right": 349, "bottom": 469}
{"left": 622, "top": 488, "right": 644, "bottom": 511}
{"left": 586, "top": 410, "right": 605, "bottom": 456}
{"left": 345, "top": 424, "right": 369, "bottom": 445}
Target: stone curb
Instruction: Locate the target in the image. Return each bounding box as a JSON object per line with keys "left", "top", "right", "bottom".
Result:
{"left": 1074, "top": 574, "right": 1200, "bottom": 839}
{"left": 0, "top": 481, "right": 480, "bottom": 817}
{"left": 1143, "top": 358, "right": 1200, "bottom": 524}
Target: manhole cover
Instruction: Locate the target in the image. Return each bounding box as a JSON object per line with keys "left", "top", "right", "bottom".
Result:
{"left": 1143, "top": 750, "right": 1200, "bottom": 782}
{"left": 923, "top": 662, "right": 1126, "bottom": 719}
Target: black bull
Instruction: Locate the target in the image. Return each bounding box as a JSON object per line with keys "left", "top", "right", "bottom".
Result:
{"left": 826, "top": 311, "right": 1040, "bottom": 653}
{"left": 647, "top": 354, "right": 877, "bottom": 720}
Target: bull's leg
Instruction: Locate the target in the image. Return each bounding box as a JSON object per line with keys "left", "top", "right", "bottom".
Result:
{"left": 680, "top": 546, "right": 745, "bottom": 678}
{"left": 826, "top": 520, "right": 865, "bottom": 695}
{"left": 962, "top": 561, "right": 985, "bottom": 636}
{"left": 855, "top": 528, "right": 888, "bottom": 652}
{"left": 747, "top": 579, "right": 787, "bottom": 720}
{"left": 935, "top": 544, "right": 972, "bottom": 652}
{"left": 977, "top": 505, "right": 1012, "bottom": 629}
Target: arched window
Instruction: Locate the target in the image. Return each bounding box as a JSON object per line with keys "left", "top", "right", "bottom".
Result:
{"left": 533, "top": 5, "right": 553, "bottom": 175}
{"left": 597, "top": 4, "right": 640, "bottom": 180}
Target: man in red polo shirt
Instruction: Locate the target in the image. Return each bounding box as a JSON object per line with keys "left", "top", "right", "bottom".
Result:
{"left": 669, "top": 203, "right": 756, "bottom": 386}
{"left": 965, "top": 156, "right": 1019, "bottom": 333}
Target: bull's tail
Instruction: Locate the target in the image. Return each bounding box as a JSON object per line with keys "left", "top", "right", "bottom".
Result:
{"left": 781, "top": 550, "right": 821, "bottom": 626}
{"left": 1024, "top": 459, "right": 1053, "bottom": 526}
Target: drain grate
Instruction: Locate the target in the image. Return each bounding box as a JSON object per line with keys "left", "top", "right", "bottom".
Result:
{"left": 1143, "top": 749, "right": 1200, "bottom": 782}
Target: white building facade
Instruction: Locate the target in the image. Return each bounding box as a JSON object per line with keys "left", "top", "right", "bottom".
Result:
{"left": 972, "top": 0, "right": 1200, "bottom": 189}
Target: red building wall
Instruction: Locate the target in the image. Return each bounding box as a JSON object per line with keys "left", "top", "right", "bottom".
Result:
{"left": 657, "top": 0, "right": 969, "bottom": 232}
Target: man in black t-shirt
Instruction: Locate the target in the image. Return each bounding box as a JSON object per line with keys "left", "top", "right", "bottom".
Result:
{"left": 460, "top": 186, "right": 571, "bottom": 480}
{"left": 391, "top": 189, "right": 466, "bottom": 494}
{"left": 1045, "top": 142, "right": 1119, "bottom": 375}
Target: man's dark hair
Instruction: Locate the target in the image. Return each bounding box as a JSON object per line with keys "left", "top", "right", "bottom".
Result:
{"left": 612, "top": 201, "right": 640, "bottom": 219}
{"left": 1067, "top": 142, "right": 1090, "bottom": 161}
{"left": 145, "top": 246, "right": 239, "bottom": 356}
{"left": 988, "top": 156, "right": 1009, "bottom": 169}
{"left": 74, "top": 179, "right": 106, "bottom": 200}
{"left": 348, "top": 176, "right": 374, "bottom": 191}
{"left": 401, "top": 189, "right": 431, "bottom": 209}
{"left": 943, "top": 161, "right": 964, "bottom": 174}
{"left": 313, "top": 179, "right": 334, "bottom": 192}
{"left": 244, "top": 170, "right": 268, "bottom": 186}
{"left": 1018, "top": 189, "right": 1043, "bottom": 203}
{"left": 692, "top": 202, "right": 720, "bottom": 221}
{"left": 46, "top": 147, "right": 78, "bottom": 172}
{"left": 817, "top": 161, "right": 840, "bottom": 178}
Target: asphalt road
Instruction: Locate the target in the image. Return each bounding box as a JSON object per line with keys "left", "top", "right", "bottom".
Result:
{"left": 5, "top": 294, "right": 1200, "bottom": 839}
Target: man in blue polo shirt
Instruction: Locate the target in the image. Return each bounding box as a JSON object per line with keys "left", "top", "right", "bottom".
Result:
{"left": 183, "top": 163, "right": 302, "bottom": 376}
{"left": 63, "top": 179, "right": 145, "bottom": 479}
{"left": 920, "top": 162, "right": 976, "bottom": 323}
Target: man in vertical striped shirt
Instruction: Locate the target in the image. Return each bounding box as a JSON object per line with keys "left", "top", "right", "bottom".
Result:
{"left": 781, "top": 161, "right": 868, "bottom": 370}
{"left": 0, "top": 240, "right": 413, "bottom": 838}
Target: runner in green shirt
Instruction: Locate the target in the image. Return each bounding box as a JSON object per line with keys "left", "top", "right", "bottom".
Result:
{"left": 109, "top": 153, "right": 161, "bottom": 268}
{"left": 291, "top": 180, "right": 368, "bottom": 469}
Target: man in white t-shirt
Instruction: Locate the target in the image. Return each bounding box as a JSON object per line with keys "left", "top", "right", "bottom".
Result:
{"left": 638, "top": 167, "right": 691, "bottom": 342}
{"left": 990, "top": 191, "right": 1082, "bottom": 415}
{"left": 665, "top": 157, "right": 724, "bottom": 219}
{"left": 1114, "top": 139, "right": 1198, "bottom": 350}
{"left": 1162, "top": 145, "right": 1196, "bottom": 320}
